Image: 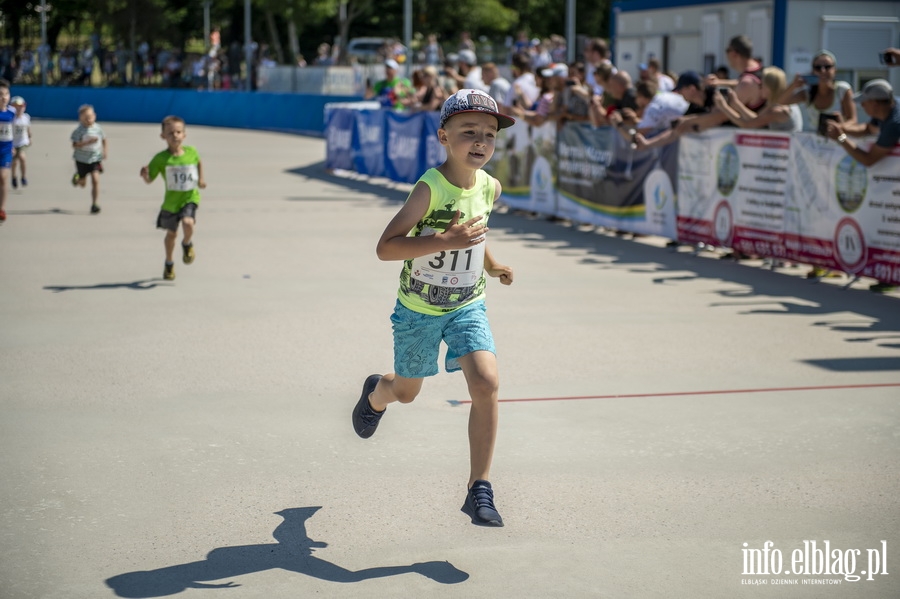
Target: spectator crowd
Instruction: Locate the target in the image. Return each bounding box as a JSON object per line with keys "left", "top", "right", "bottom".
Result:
{"left": 362, "top": 33, "right": 899, "bottom": 293}
{"left": 3, "top": 28, "right": 897, "bottom": 290}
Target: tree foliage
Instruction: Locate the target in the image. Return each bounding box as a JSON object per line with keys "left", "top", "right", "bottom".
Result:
{"left": 2, "top": 0, "right": 610, "bottom": 61}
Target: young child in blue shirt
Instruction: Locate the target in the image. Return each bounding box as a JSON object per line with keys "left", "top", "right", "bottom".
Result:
{"left": 0, "top": 79, "right": 14, "bottom": 222}
{"left": 352, "top": 89, "right": 516, "bottom": 527}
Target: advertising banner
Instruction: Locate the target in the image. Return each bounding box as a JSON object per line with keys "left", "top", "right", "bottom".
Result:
{"left": 790, "top": 135, "right": 900, "bottom": 284}
{"left": 484, "top": 120, "right": 556, "bottom": 214}
{"left": 324, "top": 108, "right": 355, "bottom": 171}
{"left": 324, "top": 109, "right": 899, "bottom": 283}
{"left": 555, "top": 125, "right": 678, "bottom": 238}
{"left": 421, "top": 112, "right": 446, "bottom": 174}
{"left": 384, "top": 111, "right": 425, "bottom": 184}
{"left": 352, "top": 110, "right": 386, "bottom": 178}
{"left": 679, "top": 130, "right": 900, "bottom": 284}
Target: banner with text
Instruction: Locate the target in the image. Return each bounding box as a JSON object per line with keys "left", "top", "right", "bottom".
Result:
{"left": 324, "top": 110, "right": 899, "bottom": 282}
{"left": 484, "top": 121, "right": 677, "bottom": 237}
{"left": 678, "top": 130, "right": 900, "bottom": 284}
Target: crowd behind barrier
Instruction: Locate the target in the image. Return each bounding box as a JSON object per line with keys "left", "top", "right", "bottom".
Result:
{"left": 324, "top": 106, "right": 900, "bottom": 286}
{"left": 3, "top": 37, "right": 275, "bottom": 91}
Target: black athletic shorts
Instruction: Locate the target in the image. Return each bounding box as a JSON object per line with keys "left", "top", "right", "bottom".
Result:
{"left": 75, "top": 160, "right": 103, "bottom": 177}
{"left": 156, "top": 202, "right": 198, "bottom": 232}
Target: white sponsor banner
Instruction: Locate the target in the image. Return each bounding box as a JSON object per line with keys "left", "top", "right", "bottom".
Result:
{"left": 679, "top": 129, "right": 900, "bottom": 284}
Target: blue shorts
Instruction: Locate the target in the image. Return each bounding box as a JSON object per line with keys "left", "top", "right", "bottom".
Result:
{"left": 391, "top": 299, "right": 495, "bottom": 378}
{"left": 0, "top": 146, "right": 12, "bottom": 169}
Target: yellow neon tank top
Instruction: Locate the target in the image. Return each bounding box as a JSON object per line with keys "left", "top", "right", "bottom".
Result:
{"left": 397, "top": 167, "right": 495, "bottom": 315}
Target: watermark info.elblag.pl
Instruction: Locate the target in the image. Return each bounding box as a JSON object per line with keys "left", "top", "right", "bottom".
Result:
{"left": 741, "top": 540, "right": 888, "bottom": 585}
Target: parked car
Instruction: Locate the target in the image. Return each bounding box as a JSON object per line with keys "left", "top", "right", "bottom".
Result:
{"left": 346, "top": 37, "right": 407, "bottom": 64}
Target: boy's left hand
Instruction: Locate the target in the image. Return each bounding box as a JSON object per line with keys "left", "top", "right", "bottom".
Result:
{"left": 199, "top": 180, "right": 207, "bottom": 189}
{"left": 487, "top": 264, "right": 514, "bottom": 285}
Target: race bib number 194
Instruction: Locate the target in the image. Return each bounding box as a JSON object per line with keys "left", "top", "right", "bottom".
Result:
{"left": 165, "top": 164, "right": 199, "bottom": 192}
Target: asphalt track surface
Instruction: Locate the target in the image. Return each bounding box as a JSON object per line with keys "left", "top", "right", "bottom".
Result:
{"left": 1, "top": 121, "right": 899, "bottom": 599}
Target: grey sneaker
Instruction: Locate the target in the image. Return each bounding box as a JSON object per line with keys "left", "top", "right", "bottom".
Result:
{"left": 461, "top": 480, "right": 504, "bottom": 527}
{"left": 352, "top": 374, "right": 384, "bottom": 438}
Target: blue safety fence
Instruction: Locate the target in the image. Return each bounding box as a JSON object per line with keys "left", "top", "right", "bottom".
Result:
{"left": 12, "top": 86, "right": 360, "bottom": 136}
{"left": 325, "top": 106, "right": 447, "bottom": 184}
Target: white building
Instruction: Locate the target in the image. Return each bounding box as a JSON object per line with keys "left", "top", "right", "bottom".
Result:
{"left": 611, "top": 0, "right": 900, "bottom": 91}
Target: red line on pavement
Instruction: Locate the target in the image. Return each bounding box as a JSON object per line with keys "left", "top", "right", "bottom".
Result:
{"left": 450, "top": 382, "right": 900, "bottom": 405}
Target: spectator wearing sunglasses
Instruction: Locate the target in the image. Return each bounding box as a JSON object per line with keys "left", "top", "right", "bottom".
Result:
{"left": 782, "top": 50, "right": 857, "bottom": 132}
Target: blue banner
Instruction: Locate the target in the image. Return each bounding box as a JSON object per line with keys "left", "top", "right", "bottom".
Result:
{"left": 324, "top": 108, "right": 355, "bottom": 171}
{"left": 353, "top": 110, "right": 386, "bottom": 178}
{"left": 384, "top": 111, "right": 426, "bottom": 184}
{"left": 421, "top": 112, "right": 446, "bottom": 173}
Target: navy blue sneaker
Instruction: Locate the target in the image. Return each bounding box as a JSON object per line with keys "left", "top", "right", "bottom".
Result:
{"left": 461, "top": 480, "right": 504, "bottom": 527}
{"left": 352, "top": 374, "right": 384, "bottom": 438}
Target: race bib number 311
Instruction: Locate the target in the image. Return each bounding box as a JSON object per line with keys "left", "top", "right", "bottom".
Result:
{"left": 165, "top": 164, "right": 199, "bottom": 192}
{"left": 410, "top": 228, "right": 485, "bottom": 292}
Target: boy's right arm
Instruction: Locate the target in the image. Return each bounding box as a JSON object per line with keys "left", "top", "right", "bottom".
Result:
{"left": 375, "top": 181, "right": 489, "bottom": 262}
{"left": 139, "top": 162, "right": 155, "bottom": 184}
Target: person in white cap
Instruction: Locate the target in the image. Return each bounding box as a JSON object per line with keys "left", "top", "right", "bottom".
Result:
{"left": 352, "top": 89, "right": 516, "bottom": 527}
{"left": 446, "top": 49, "right": 487, "bottom": 93}
{"left": 826, "top": 78, "right": 899, "bottom": 293}
{"left": 9, "top": 96, "right": 30, "bottom": 190}
{"left": 826, "top": 79, "right": 898, "bottom": 167}
{"left": 365, "top": 59, "right": 413, "bottom": 110}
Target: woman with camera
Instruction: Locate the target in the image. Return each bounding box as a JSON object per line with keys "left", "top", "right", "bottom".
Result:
{"left": 781, "top": 50, "right": 857, "bottom": 133}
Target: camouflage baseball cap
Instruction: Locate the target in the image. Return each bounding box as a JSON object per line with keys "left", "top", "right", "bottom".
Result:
{"left": 440, "top": 88, "right": 515, "bottom": 130}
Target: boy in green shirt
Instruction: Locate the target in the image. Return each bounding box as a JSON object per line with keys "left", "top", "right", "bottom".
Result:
{"left": 140, "top": 116, "right": 206, "bottom": 281}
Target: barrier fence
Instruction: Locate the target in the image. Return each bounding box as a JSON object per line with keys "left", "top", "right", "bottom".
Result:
{"left": 325, "top": 106, "right": 900, "bottom": 286}
{"left": 19, "top": 87, "right": 359, "bottom": 136}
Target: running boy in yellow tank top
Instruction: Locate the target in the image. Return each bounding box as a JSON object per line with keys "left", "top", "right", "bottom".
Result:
{"left": 352, "top": 89, "right": 515, "bottom": 526}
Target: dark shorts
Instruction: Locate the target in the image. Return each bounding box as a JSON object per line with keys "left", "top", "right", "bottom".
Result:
{"left": 156, "top": 202, "right": 198, "bottom": 232}
{"left": 75, "top": 160, "right": 102, "bottom": 177}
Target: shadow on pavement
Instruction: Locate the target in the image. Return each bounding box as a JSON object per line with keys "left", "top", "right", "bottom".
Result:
{"left": 284, "top": 164, "right": 408, "bottom": 206}
{"left": 802, "top": 357, "right": 900, "bottom": 372}
{"left": 105, "top": 507, "right": 468, "bottom": 598}
{"left": 8, "top": 208, "right": 77, "bottom": 215}
{"left": 44, "top": 279, "right": 169, "bottom": 292}
{"left": 497, "top": 212, "right": 900, "bottom": 356}
{"left": 290, "top": 162, "right": 900, "bottom": 361}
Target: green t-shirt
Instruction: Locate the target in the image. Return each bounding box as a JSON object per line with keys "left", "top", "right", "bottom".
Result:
{"left": 148, "top": 146, "right": 202, "bottom": 212}
{"left": 373, "top": 77, "right": 412, "bottom": 110}
{"left": 397, "top": 168, "right": 495, "bottom": 316}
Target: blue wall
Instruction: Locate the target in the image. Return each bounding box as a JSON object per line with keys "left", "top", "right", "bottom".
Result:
{"left": 14, "top": 87, "right": 361, "bottom": 136}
